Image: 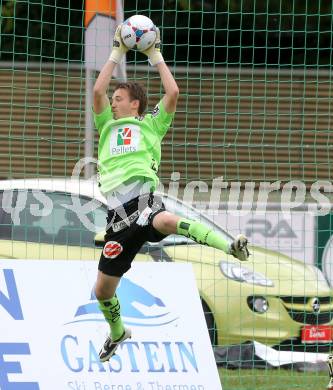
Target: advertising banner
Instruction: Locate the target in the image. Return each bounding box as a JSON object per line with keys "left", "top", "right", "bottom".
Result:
{"left": 210, "top": 209, "right": 315, "bottom": 264}
{"left": 0, "top": 260, "right": 222, "bottom": 390}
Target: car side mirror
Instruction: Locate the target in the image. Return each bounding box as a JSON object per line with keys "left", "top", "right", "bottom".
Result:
{"left": 94, "top": 230, "right": 106, "bottom": 247}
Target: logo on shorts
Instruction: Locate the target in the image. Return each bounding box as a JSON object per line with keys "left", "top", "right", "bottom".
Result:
{"left": 103, "top": 241, "right": 123, "bottom": 259}
{"left": 136, "top": 207, "right": 152, "bottom": 226}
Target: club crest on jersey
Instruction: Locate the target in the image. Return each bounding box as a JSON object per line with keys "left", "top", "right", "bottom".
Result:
{"left": 152, "top": 105, "right": 160, "bottom": 117}
{"left": 110, "top": 124, "right": 140, "bottom": 155}
{"left": 103, "top": 241, "right": 123, "bottom": 259}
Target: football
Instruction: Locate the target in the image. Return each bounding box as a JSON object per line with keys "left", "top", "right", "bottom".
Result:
{"left": 120, "top": 15, "right": 157, "bottom": 52}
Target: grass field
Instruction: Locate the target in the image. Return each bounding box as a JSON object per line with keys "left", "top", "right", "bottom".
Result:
{"left": 219, "top": 368, "right": 328, "bottom": 390}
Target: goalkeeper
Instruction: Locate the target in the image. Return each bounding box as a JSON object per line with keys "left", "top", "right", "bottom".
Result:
{"left": 93, "top": 25, "right": 250, "bottom": 362}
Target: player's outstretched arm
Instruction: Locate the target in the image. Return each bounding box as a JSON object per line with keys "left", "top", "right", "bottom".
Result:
{"left": 93, "top": 26, "right": 128, "bottom": 114}
{"left": 143, "top": 28, "right": 179, "bottom": 113}
{"left": 157, "top": 62, "right": 179, "bottom": 114}
{"left": 93, "top": 61, "right": 117, "bottom": 114}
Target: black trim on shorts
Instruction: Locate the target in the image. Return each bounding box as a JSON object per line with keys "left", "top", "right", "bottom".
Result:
{"left": 98, "top": 193, "right": 167, "bottom": 277}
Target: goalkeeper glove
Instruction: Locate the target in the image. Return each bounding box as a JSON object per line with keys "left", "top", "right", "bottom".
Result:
{"left": 142, "top": 28, "right": 164, "bottom": 66}
{"left": 109, "top": 25, "right": 128, "bottom": 64}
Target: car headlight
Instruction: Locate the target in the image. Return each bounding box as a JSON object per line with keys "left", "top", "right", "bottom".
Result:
{"left": 219, "top": 261, "right": 274, "bottom": 287}
{"left": 247, "top": 296, "right": 269, "bottom": 313}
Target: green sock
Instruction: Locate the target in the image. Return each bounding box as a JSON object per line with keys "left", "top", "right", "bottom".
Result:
{"left": 177, "top": 218, "right": 230, "bottom": 254}
{"left": 98, "top": 294, "right": 124, "bottom": 341}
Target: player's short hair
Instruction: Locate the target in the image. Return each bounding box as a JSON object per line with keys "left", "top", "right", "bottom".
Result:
{"left": 114, "top": 82, "right": 147, "bottom": 115}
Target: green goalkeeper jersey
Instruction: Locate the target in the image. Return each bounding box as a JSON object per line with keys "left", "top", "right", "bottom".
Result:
{"left": 94, "top": 100, "right": 174, "bottom": 195}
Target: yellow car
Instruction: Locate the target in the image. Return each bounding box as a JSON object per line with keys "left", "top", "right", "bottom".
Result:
{"left": 1, "top": 178, "right": 333, "bottom": 351}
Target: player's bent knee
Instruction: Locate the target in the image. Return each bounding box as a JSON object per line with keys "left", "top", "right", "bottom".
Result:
{"left": 95, "top": 285, "right": 115, "bottom": 301}
{"left": 153, "top": 211, "right": 179, "bottom": 234}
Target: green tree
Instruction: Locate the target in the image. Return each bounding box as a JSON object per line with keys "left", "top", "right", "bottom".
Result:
{"left": 0, "top": 0, "right": 83, "bottom": 62}
{"left": 0, "top": 0, "right": 332, "bottom": 67}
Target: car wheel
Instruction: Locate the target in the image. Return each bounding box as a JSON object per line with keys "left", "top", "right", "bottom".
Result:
{"left": 201, "top": 299, "right": 217, "bottom": 346}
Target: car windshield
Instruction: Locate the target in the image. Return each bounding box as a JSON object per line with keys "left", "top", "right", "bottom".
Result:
{"left": 0, "top": 189, "right": 106, "bottom": 248}
{"left": 161, "top": 195, "right": 233, "bottom": 246}
{"left": 0, "top": 188, "right": 233, "bottom": 249}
